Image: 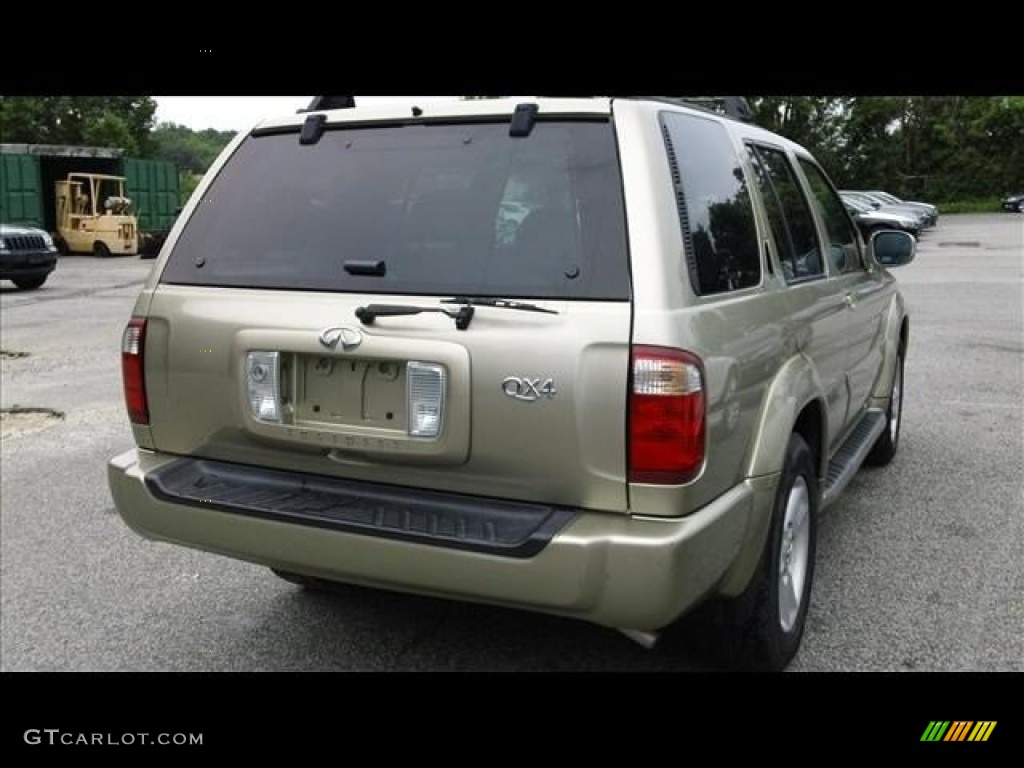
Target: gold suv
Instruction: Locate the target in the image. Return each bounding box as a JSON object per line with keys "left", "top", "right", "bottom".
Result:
{"left": 108, "top": 97, "right": 915, "bottom": 670}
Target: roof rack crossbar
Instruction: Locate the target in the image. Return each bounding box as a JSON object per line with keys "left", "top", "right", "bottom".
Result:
{"left": 622, "top": 96, "right": 756, "bottom": 124}
{"left": 297, "top": 96, "right": 356, "bottom": 114}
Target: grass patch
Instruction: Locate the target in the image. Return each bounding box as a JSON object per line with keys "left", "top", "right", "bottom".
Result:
{"left": 936, "top": 198, "right": 1003, "bottom": 214}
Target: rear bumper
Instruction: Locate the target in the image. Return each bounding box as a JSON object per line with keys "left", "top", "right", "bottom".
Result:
{"left": 108, "top": 448, "right": 778, "bottom": 631}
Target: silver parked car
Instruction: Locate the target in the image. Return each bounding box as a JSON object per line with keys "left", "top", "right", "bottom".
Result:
{"left": 843, "top": 197, "right": 921, "bottom": 237}
{"left": 861, "top": 190, "right": 938, "bottom": 227}
{"left": 841, "top": 192, "right": 928, "bottom": 232}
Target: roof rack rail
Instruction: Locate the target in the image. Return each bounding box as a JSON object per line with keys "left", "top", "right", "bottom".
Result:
{"left": 297, "top": 96, "right": 356, "bottom": 114}
{"left": 624, "top": 96, "right": 756, "bottom": 124}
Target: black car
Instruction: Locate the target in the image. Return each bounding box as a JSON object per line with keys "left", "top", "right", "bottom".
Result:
{"left": 0, "top": 223, "right": 59, "bottom": 290}
{"left": 1001, "top": 193, "right": 1024, "bottom": 213}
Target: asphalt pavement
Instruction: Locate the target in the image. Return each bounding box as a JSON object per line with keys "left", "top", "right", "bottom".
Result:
{"left": 1, "top": 213, "right": 1021, "bottom": 671}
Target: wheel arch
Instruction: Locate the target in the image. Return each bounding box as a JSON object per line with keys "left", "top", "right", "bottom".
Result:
{"left": 746, "top": 353, "right": 829, "bottom": 479}
{"left": 717, "top": 358, "right": 827, "bottom": 598}
{"left": 872, "top": 296, "right": 910, "bottom": 401}
{"left": 792, "top": 400, "right": 826, "bottom": 483}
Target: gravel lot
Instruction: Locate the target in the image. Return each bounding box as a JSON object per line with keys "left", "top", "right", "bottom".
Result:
{"left": 2, "top": 213, "right": 1021, "bottom": 671}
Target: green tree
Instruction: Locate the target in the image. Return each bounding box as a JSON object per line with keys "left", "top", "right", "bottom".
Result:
{"left": 149, "top": 122, "right": 235, "bottom": 175}
{"left": 467, "top": 95, "right": 1024, "bottom": 203}
{"left": 748, "top": 97, "right": 851, "bottom": 179}
{"left": 840, "top": 97, "right": 1024, "bottom": 201}
{"left": 840, "top": 97, "right": 905, "bottom": 190}
{"left": 82, "top": 113, "right": 136, "bottom": 153}
{"left": 0, "top": 96, "right": 156, "bottom": 155}
{"left": 748, "top": 96, "right": 1023, "bottom": 203}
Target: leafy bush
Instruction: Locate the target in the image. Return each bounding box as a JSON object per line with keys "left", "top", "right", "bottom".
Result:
{"left": 936, "top": 198, "right": 1003, "bottom": 214}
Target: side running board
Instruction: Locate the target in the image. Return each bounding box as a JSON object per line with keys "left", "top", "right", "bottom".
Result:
{"left": 821, "top": 409, "right": 886, "bottom": 509}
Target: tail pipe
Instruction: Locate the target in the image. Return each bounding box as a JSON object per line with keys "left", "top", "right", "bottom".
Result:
{"left": 617, "top": 628, "right": 660, "bottom": 650}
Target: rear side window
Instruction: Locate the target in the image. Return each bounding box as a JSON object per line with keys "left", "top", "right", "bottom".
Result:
{"left": 660, "top": 111, "right": 760, "bottom": 296}
{"left": 161, "top": 121, "right": 629, "bottom": 300}
{"left": 746, "top": 144, "right": 823, "bottom": 282}
{"left": 798, "top": 158, "right": 863, "bottom": 274}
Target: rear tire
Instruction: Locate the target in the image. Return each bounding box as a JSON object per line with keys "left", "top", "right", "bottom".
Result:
{"left": 866, "top": 348, "right": 903, "bottom": 467}
{"left": 12, "top": 275, "right": 47, "bottom": 290}
{"left": 93, "top": 241, "right": 111, "bottom": 258}
{"left": 669, "top": 434, "right": 819, "bottom": 671}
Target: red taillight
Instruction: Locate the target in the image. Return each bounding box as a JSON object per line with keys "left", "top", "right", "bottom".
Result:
{"left": 629, "top": 346, "right": 705, "bottom": 485}
{"left": 121, "top": 316, "right": 149, "bottom": 425}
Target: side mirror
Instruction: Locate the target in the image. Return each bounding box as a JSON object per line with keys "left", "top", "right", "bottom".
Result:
{"left": 872, "top": 230, "right": 915, "bottom": 267}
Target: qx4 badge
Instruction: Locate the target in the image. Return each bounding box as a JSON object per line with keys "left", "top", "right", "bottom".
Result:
{"left": 502, "top": 376, "right": 557, "bottom": 402}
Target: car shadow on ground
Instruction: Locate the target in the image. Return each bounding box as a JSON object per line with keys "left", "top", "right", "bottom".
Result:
{"left": 253, "top": 577, "right": 710, "bottom": 672}
{"left": 0, "top": 282, "right": 47, "bottom": 294}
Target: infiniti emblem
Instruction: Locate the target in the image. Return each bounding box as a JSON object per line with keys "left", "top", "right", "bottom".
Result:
{"left": 319, "top": 326, "right": 363, "bottom": 350}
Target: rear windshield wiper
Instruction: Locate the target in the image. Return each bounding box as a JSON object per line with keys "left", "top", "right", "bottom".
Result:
{"left": 355, "top": 303, "right": 475, "bottom": 330}
{"left": 355, "top": 297, "right": 558, "bottom": 331}
{"left": 441, "top": 296, "right": 559, "bottom": 316}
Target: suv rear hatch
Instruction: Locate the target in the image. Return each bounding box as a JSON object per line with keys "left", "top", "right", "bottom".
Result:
{"left": 141, "top": 111, "right": 633, "bottom": 513}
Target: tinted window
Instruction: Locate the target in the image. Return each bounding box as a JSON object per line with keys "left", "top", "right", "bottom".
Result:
{"left": 799, "top": 159, "right": 862, "bottom": 274}
{"left": 747, "top": 145, "right": 823, "bottom": 282}
{"left": 660, "top": 112, "right": 760, "bottom": 295}
{"left": 162, "top": 121, "right": 629, "bottom": 300}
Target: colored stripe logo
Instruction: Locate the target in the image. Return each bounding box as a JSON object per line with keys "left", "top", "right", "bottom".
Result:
{"left": 921, "top": 721, "right": 996, "bottom": 742}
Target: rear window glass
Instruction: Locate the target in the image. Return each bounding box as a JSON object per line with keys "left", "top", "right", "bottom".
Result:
{"left": 161, "top": 121, "right": 630, "bottom": 300}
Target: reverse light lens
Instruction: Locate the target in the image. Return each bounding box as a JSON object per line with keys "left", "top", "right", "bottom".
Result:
{"left": 629, "top": 346, "right": 705, "bottom": 484}
{"left": 407, "top": 361, "right": 446, "bottom": 438}
{"left": 122, "top": 322, "right": 143, "bottom": 356}
{"left": 633, "top": 355, "right": 703, "bottom": 396}
{"left": 246, "top": 351, "right": 281, "bottom": 422}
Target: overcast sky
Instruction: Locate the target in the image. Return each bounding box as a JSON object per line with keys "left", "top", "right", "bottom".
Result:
{"left": 153, "top": 96, "right": 462, "bottom": 132}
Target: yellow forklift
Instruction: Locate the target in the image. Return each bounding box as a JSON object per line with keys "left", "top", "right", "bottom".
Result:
{"left": 54, "top": 173, "right": 138, "bottom": 256}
